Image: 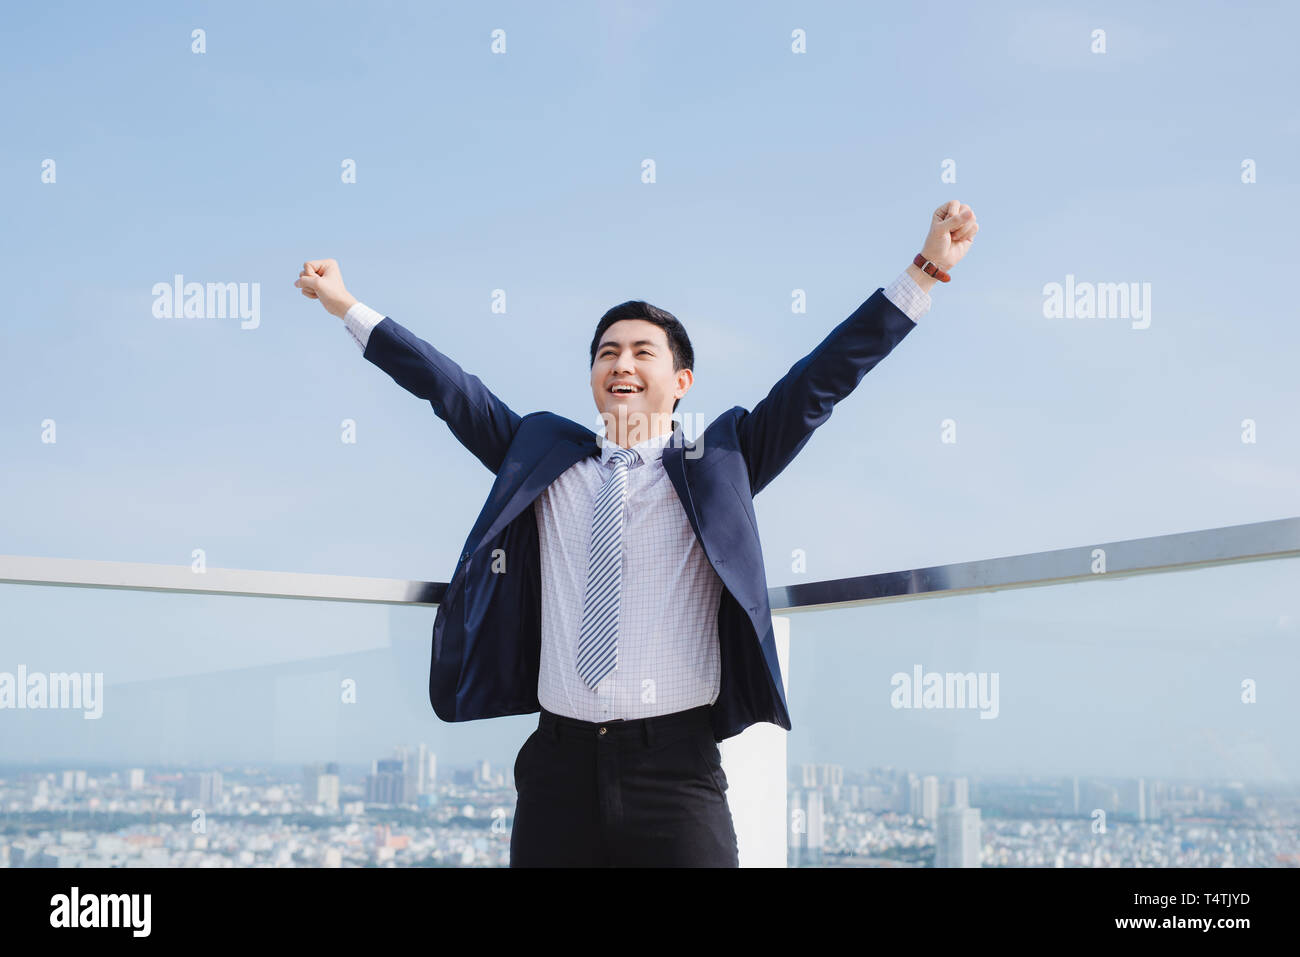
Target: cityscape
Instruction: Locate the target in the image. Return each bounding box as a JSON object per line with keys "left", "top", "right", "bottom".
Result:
{"left": 3, "top": 746, "right": 1296, "bottom": 868}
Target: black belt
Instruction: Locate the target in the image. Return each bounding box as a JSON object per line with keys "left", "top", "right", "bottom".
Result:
{"left": 537, "top": 704, "right": 713, "bottom": 747}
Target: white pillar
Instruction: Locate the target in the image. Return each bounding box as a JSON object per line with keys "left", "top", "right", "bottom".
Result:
{"left": 720, "top": 615, "right": 789, "bottom": 867}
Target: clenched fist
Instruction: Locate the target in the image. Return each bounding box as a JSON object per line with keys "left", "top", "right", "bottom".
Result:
{"left": 922, "top": 201, "right": 979, "bottom": 272}
{"left": 294, "top": 259, "right": 357, "bottom": 319}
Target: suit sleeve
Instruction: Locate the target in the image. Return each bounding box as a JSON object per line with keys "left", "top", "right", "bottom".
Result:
{"left": 735, "top": 286, "right": 918, "bottom": 496}
{"left": 354, "top": 308, "right": 523, "bottom": 474}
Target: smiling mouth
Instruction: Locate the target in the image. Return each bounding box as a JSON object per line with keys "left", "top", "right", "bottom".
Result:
{"left": 608, "top": 385, "right": 644, "bottom": 395}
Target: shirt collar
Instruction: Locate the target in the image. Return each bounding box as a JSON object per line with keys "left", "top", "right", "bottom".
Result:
{"left": 599, "top": 419, "right": 680, "bottom": 467}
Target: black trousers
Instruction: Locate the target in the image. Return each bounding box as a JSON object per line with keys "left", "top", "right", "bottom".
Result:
{"left": 509, "top": 704, "right": 739, "bottom": 867}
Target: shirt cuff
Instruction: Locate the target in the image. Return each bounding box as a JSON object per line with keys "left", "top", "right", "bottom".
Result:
{"left": 342, "top": 301, "right": 386, "bottom": 352}
{"left": 883, "top": 269, "right": 931, "bottom": 323}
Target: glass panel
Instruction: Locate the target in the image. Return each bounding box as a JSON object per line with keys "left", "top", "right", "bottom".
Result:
{"left": 0, "top": 583, "right": 533, "bottom": 867}
{"left": 785, "top": 557, "right": 1300, "bottom": 867}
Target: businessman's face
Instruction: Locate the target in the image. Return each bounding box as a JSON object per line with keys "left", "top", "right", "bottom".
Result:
{"left": 591, "top": 319, "right": 692, "bottom": 433}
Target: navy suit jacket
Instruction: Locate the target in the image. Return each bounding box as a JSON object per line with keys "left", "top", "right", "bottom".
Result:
{"left": 362, "top": 288, "right": 918, "bottom": 741}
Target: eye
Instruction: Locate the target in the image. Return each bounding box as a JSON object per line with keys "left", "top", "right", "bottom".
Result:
{"left": 638, "top": 350, "right": 651, "bottom": 356}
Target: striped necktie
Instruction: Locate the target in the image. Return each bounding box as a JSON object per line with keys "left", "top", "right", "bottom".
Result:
{"left": 575, "top": 445, "right": 639, "bottom": 689}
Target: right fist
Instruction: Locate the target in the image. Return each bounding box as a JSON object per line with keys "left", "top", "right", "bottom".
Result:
{"left": 295, "top": 259, "right": 357, "bottom": 318}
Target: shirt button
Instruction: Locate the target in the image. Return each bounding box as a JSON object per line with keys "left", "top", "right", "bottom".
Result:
{"left": 598, "top": 727, "right": 607, "bottom": 735}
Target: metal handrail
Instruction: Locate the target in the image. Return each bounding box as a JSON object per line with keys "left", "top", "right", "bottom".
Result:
{"left": 769, "top": 515, "right": 1300, "bottom": 613}
{"left": 1, "top": 516, "right": 1295, "bottom": 614}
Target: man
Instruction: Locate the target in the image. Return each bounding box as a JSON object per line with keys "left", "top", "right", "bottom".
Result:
{"left": 295, "top": 200, "right": 978, "bottom": 866}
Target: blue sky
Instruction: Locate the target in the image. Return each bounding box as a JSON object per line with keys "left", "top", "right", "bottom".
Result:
{"left": 2, "top": 1, "right": 1297, "bottom": 782}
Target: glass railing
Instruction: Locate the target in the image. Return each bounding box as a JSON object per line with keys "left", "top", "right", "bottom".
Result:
{"left": 782, "top": 555, "right": 1300, "bottom": 867}
{"left": 0, "top": 578, "right": 524, "bottom": 868}
{"left": 2, "top": 516, "right": 1296, "bottom": 867}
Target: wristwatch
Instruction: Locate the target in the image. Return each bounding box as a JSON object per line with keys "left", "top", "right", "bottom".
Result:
{"left": 913, "top": 253, "right": 951, "bottom": 283}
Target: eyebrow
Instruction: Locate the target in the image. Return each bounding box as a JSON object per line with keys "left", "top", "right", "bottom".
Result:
{"left": 597, "top": 339, "right": 661, "bottom": 352}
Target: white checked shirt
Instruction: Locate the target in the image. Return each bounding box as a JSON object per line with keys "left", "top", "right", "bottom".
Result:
{"left": 343, "top": 271, "right": 930, "bottom": 721}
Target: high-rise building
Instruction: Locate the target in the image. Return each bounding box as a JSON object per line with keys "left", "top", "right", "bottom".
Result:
{"left": 365, "top": 758, "right": 406, "bottom": 805}
{"left": 400, "top": 744, "right": 436, "bottom": 795}
{"left": 921, "top": 775, "right": 939, "bottom": 822}
{"left": 1147, "top": 779, "right": 1165, "bottom": 820}
{"left": 392, "top": 747, "right": 423, "bottom": 802}
{"left": 303, "top": 762, "right": 340, "bottom": 810}
{"left": 797, "top": 764, "right": 843, "bottom": 793}
{"left": 415, "top": 743, "right": 435, "bottom": 794}
{"left": 1124, "top": 778, "right": 1146, "bottom": 822}
{"left": 788, "top": 789, "right": 825, "bottom": 867}
{"left": 788, "top": 789, "right": 803, "bottom": 859}
{"left": 936, "top": 807, "right": 982, "bottom": 867}
{"left": 807, "top": 789, "right": 824, "bottom": 860}
{"left": 402, "top": 761, "right": 418, "bottom": 803}
{"left": 949, "top": 777, "right": 969, "bottom": 809}
{"left": 828, "top": 765, "right": 843, "bottom": 801}
{"left": 181, "top": 771, "right": 222, "bottom": 806}
{"left": 127, "top": 768, "right": 145, "bottom": 791}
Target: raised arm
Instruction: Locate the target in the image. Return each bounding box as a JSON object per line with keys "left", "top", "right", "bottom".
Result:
{"left": 736, "top": 201, "right": 978, "bottom": 495}
{"left": 735, "top": 285, "right": 919, "bottom": 496}
{"left": 295, "top": 258, "right": 522, "bottom": 474}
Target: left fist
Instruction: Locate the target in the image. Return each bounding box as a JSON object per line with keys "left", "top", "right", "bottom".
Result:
{"left": 922, "top": 201, "right": 978, "bottom": 271}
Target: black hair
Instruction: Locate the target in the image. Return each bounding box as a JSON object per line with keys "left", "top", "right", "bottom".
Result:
{"left": 589, "top": 300, "right": 695, "bottom": 413}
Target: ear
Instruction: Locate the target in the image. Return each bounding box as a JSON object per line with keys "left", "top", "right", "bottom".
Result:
{"left": 675, "top": 368, "right": 694, "bottom": 399}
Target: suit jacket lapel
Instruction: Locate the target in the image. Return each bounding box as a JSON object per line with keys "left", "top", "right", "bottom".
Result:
{"left": 475, "top": 435, "right": 597, "bottom": 549}
{"left": 661, "top": 422, "right": 705, "bottom": 544}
